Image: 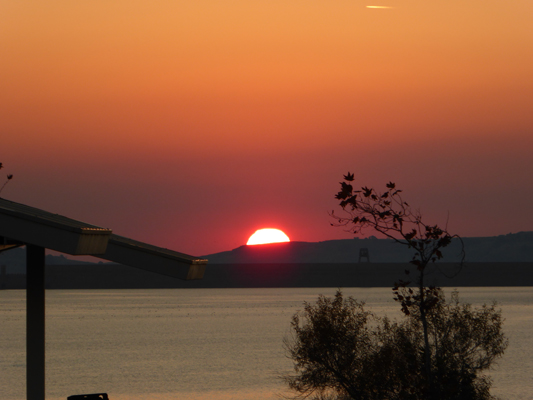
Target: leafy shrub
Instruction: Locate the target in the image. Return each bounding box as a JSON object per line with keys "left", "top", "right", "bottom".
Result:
{"left": 284, "top": 290, "right": 507, "bottom": 400}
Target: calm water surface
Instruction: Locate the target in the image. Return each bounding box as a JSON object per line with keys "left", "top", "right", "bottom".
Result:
{"left": 1, "top": 287, "right": 532, "bottom": 400}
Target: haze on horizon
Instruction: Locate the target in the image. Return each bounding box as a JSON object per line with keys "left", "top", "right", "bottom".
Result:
{"left": 1, "top": 0, "right": 532, "bottom": 256}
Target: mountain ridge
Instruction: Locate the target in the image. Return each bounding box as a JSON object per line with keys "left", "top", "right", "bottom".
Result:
{"left": 1, "top": 232, "right": 532, "bottom": 273}
{"left": 202, "top": 231, "right": 533, "bottom": 264}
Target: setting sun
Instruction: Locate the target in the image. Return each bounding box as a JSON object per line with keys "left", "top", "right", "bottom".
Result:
{"left": 247, "top": 229, "right": 290, "bottom": 245}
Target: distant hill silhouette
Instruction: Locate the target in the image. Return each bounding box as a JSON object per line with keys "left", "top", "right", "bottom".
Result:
{"left": 2, "top": 232, "right": 532, "bottom": 274}
{"left": 2, "top": 232, "right": 533, "bottom": 289}
{"left": 203, "top": 231, "right": 533, "bottom": 264}
{"left": 0, "top": 247, "right": 100, "bottom": 273}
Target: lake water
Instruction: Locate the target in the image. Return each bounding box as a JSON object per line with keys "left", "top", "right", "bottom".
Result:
{"left": 1, "top": 287, "right": 532, "bottom": 400}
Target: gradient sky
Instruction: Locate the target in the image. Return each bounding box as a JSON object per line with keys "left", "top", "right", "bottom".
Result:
{"left": 1, "top": 1, "right": 532, "bottom": 257}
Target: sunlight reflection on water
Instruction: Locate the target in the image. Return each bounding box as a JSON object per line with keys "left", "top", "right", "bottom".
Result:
{"left": 1, "top": 287, "right": 532, "bottom": 400}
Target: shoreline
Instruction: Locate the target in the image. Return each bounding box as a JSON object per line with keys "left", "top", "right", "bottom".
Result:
{"left": 2, "top": 262, "right": 532, "bottom": 289}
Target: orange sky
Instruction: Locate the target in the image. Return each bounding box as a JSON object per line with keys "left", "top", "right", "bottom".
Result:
{"left": 1, "top": 1, "right": 532, "bottom": 256}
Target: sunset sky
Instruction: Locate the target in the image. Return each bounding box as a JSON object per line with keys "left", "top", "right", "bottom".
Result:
{"left": 1, "top": 1, "right": 532, "bottom": 257}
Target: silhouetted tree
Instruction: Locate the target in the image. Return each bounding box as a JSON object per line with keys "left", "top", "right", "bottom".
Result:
{"left": 0, "top": 162, "right": 15, "bottom": 255}
{"left": 283, "top": 291, "right": 375, "bottom": 400}
{"left": 283, "top": 290, "right": 507, "bottom": 400}
{"left": 331, "top": 172, "right": 465, "bottom": 392}
{"left": 282, "top": 173, "right": 506, "bottom": 400}
{"left": 0, "top": 162, "right": 13, "bottom": 195}
{"left": 422, "top": 291, "right": 507, "bottom": 399}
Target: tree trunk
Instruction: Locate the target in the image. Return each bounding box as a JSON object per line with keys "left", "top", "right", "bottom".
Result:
{"left": 418, "top": 267, "right": 433, "bottom": 398}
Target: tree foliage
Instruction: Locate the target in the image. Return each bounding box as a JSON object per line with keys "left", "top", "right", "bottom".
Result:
{"left": 0, "top": 162, "right": 13, "bottom": 195}
{"left": 283, "top": 173, "right": 507, "bottom": 400}
{"left": 331, "top": 173, "right": 467, "bottom": 388}
{"left": 284, "top": 292, "right": 375, "bottom": 400}
{"left": 332, "top": 172, "right": 464, "bottom": 273}
{"left": 284, "top": 290, "right": 507, "bottom": 400}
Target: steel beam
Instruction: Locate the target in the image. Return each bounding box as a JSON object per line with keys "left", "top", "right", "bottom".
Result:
{"left": 27, "top": 244, "right": 45, "bottom": 400}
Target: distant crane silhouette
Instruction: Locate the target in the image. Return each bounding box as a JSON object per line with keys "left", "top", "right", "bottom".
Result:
{"left": 358, "top": 248, "right": 370, "bottom": 263}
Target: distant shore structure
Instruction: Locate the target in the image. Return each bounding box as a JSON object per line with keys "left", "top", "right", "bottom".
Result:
{"left": 359, "top": 248, "right": 370, "bottom": 263}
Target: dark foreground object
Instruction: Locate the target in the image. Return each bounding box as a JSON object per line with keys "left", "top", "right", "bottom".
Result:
{"left": 2, "top": 262, "right": 533, "bottom": 289}
{"left": 67, "top": 394, "right": 108, "bottom": 400}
